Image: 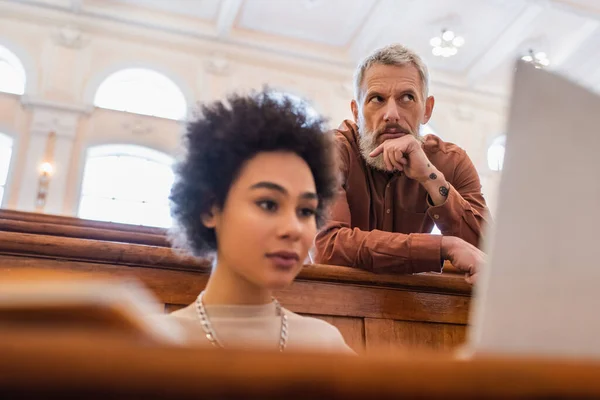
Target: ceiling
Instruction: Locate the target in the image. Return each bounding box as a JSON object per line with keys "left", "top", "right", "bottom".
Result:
{"left": 5, "top": 0, "right": 600, "bottom": 97}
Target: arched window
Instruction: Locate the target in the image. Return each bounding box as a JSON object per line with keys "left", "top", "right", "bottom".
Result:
{"left": 78, "top": 145, "right": 174, "bottom": 227}
{"left": 488, "top": 135, "right": 506, "bottom": 171}
{"left": 0, "top": 133, "right": 13, "bottom": 206}
{"left": 0, "top": 45, "right": 26, "bottom": 95}
{"left": 269, "top": 91, "right": 320, "bottom": 123}
{"left": 93, "top": 68, "right": 187, "bottom": 120}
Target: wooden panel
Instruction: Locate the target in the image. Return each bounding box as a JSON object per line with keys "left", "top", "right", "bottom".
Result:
{"left": 304, "top": 314, "right": 365, "bottom": 354}
{"left": 278, "top": 282, "right": 469, "bottom": 323}
{"left": 364, "top": 318, "right": 466, "bottom": 353}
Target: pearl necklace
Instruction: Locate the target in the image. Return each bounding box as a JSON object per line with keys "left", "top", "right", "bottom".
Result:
{"left": 194, "top": 291, "right": 288, "bottom": 352}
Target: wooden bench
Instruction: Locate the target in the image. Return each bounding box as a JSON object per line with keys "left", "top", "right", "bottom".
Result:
{"left": 0, "top": 227, "right": 471, "bottom": 353}
{"left": 0, "top": 209, "right": 168, "bottom": 246}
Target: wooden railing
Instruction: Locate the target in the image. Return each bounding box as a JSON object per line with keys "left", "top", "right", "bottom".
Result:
{"left": 0, "top": 209, "right": 168, "bottom": 246}
{"left": 0, "top": 210, "right": 471, "bottom": 353}
{"left": 0, "top": 209, "right": 166, "bottom": 235}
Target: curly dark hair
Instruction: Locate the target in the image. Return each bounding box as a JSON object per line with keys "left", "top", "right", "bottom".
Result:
{"left": 169, "top": 89, "right": 338, "bottom": 257}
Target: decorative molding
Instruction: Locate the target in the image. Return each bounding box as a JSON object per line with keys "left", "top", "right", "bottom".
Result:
{"left": 53, "top": 24, "right": 90, "bottom": 49}
{"left": 205, "top": 53, "right": 232, "bottom": 76}
{"left": 25, "top": 99, "right": 87, "bottom": 139}
{"left": 0, "top": 0, "right": 353, "bottom": 77}
{"left": 21, "top": 95, "right": 94, "bottom": 115}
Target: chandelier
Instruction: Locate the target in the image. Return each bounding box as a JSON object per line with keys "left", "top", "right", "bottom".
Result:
{"left": 521, "top": 49, "right": 550, "bottom": 69}
{"left": 430, "top": 29, "right": 464, "bottom": 58}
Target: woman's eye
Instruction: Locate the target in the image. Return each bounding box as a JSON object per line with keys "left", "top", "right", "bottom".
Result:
{"left": 257, "top": 200, "right": 278, "bottom": 212}
{"left": 298, "top": 208, "right": 317, "bottom": 218}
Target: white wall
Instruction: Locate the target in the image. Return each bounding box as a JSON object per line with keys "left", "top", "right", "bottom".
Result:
{"left": 0, "top": 14, "right": 507, "bottom": 217}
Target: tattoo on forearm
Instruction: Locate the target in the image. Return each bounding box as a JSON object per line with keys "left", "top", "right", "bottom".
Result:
{"left": 429, "top": 172, "right": 437, "bottom": 180}
{"left": 439, "top": 185, "right": 449, "bottom": 197}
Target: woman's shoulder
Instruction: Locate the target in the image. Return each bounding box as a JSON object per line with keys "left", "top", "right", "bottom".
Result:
{"left": 285, "top": 309, "right": 355, "bottom": 354}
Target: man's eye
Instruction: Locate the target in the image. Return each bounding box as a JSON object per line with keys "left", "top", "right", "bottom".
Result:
{"left": 401, "top": 94, "right": 415, "bottom": 102}
{"left": 370, "top": 95, "right": 384, "bottom": 103}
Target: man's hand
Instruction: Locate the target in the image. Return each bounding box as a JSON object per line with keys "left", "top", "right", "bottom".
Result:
{"left": 370, "top": 135, "right": 450, "bottom": 206}
{"left": 441, "top": 236, "right": 485, "bottom": 284}
{"left": 369, "top": 135, "right": 432, "bottom": 182}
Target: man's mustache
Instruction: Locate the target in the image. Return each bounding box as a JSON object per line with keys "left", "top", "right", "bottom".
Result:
{"left": 375, "top": 123, "right": 413, "bottom": 136}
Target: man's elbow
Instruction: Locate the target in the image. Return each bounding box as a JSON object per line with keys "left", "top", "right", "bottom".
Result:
{"left": 313, "top": 228, "right": 345, "bottom": 265}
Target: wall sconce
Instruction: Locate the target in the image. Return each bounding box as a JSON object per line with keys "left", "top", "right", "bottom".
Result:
{"left": 35, "top": 131, "right": 56, "bottom": 212}
{"left": 35, "top": 161, "right": 54, "bottom": 210}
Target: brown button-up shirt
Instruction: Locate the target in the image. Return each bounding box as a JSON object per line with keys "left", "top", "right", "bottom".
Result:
{"left": 314, "top": 120, "right": 491, "bottom": 274}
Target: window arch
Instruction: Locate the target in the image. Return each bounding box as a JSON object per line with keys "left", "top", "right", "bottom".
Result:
{"left": 93, "top": 68, "right": 187, "bottom": 120}
{"left": 488, "top": 135, "right": 506, "bottom": 171}
{"left": 0, "top": 45, "right": 26, "bottom": 95}
{"left": 78, "top": 144, "right": 175, "bottom": 227}
{"left": 0, "top": 133, "right": 13, "bottom": 206}
{"left": 269, "top": 91, "right": 320, "bottom": 123}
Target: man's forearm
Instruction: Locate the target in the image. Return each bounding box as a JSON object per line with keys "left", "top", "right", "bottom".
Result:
{"left": 420, "top": 168, "right": 450, "bottom": 206}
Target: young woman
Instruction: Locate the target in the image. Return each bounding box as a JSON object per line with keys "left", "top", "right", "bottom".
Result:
{"left": 168, "top": 90, "right": 352, "bottom": 353}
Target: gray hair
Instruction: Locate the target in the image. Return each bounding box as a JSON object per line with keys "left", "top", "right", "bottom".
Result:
{"left": 353, "top": 44, "right": 429, "bottom": 102}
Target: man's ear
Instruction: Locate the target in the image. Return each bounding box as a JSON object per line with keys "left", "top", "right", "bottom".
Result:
{"left": 201, "top": 205, "right": 219, "bottom": 228}
{"left": 351, "top": 99, "right": 359, "bottom": 123}
{"left": 423, "top": 95, "right": 435, "bottom": 124}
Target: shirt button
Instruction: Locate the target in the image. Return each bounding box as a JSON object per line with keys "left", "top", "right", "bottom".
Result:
{"left": 433, "top": 214, "right": 440, "bottom": 220}
{"left": 386, "top": 209, "right": 391, "bottom": 214}
{"left": 386, "top": 183, "right": 391, "bottom": 189}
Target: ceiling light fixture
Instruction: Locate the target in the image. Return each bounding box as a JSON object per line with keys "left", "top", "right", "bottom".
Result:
{"left": 521, "top": 49, "right": 550, "bottom": 69}
{"left": 430, "top": 29, "right": 464, "bottom": 58}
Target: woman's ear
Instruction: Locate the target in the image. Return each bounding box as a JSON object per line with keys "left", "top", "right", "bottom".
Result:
{"left": 201, "top": 205, "right": 219, "bottom": 228}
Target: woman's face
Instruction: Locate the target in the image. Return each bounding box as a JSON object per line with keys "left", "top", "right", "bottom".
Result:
{"left": 205, "top": 151, "right": 318, "bottom": 290}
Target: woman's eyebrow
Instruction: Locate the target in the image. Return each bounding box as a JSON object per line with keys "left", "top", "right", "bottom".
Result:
{"left": 249, "top": 182, "right": 317, "bottom": 200}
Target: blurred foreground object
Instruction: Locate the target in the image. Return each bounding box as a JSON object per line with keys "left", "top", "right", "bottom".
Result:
{"left": 1, "top": 331, "right": 600, "bottom": 399}
{"left": 0, "top": 269, "right": 184, "bottom": 344}
{"left": 469, "top": 61, "right": 600, "bottom": 358}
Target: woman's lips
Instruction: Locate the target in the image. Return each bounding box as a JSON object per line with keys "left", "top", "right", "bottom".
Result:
{"left": 266, "top": 251, "right": 300, "bottom": 270}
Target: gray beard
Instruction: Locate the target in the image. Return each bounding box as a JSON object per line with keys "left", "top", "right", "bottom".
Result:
{"left": 358, "top": 129, "right": 387, "bottom": 171}
{"left": 357, "top": 120, "right": 424, "bottom": 172}
{"left": 357, "top": 119, "right": 387, "bottom": 171}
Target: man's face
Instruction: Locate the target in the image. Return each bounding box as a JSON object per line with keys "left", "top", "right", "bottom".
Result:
{"left": 351, "top": 64, "right": 434, "bottom": 171}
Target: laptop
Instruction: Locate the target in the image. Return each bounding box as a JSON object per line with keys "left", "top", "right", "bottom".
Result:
{"left": 468, "top": 61, "right": 600, "bottom": 358}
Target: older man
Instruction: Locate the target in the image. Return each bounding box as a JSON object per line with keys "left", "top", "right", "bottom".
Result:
{"left": 315, "top": 44, "right": 491, "bottom": 283}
